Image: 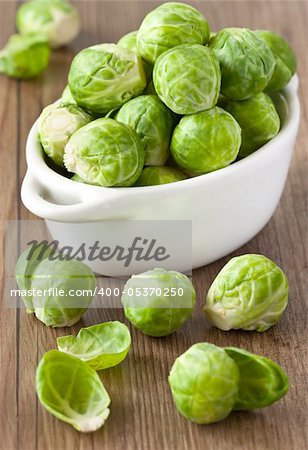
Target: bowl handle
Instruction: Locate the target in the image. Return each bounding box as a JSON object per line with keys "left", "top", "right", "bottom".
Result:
{"left": 21, "top": 172, "right": 128, "bottom": 222}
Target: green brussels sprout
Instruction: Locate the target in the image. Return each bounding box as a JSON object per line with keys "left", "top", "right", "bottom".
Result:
{"left": 255, "top": 30, "right": 297, "bottom": 91}
{"left": 224, "top": 347, "right": 289, "bottom": 410}
{"left": 118, "top": 31, "right": 138, "bottom": 51}
{"left": 16, "top": 0, "right": 80, "bottom": 49}
{"left": 153, "top": 44, "right": 221, "bottom": 114}
{"left": 118, "top": 30, "right": 153, "bottom": 81}
{"left": 0, "top": 33, "right": 50, "bottom": 79}
{"left": 137, "top": 2, "right": 210, "bottom": 64}
{"left": 116, "top": 95, "right": 174, "bottom": 166}
{"left": 38, "top": 102, "right": 92, "bottom": 167}
{"left": 64, "top": 118, "right": 144, "bottom": 187}
{"left": 36, "top": 350, "right": 110, "bottom": 432}
{"left": 15, "top": 245, "right": 96, "bottom": 327}
{"left": 135, "top": 166, "right": 186, "bottom": 186}
{"left": 121, "top": 268, "right": 196, "bottom": 337}
{"left": 168, "top": 343, "right": 239, "bottom": 424}
{"left": 203, "top": 254, "right": 289, "bottom": 332}
{"left": 209, "top": 28, "right": 276, "bottom": 100}
{"left": 170, "top": 107, "right": 241, "bottom": 175}
{"left": 223, "top": 92, "right": 280, "bottom": 157}
{"left": 61, "top": 84, "right": 77, "bottom": 106}
{"left": 68, "top": 44, "right": 147, "bottom": 115}
{"left": 57, "top": 321, "right": 131, "bottom": 370}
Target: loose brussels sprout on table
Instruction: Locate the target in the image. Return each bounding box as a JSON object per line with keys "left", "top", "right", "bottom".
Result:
{"left": 16, "top": 0, "right": 80, "bottom": 49}
{"left": 256, "top": 30, "right": 297, "bottom": 92}
{"left": 171, "top": 107, "right": 241, "bottom": 175}
{"left": 38, "top": 102, "right": 92, "bottom": 167}
{"left": 137, "top": 2, "right": 210, "bottom": 64}
{"left": 209, "top": 28, "right": 276, "bottom": 100}
{"left": 64, "top": 118, "right": 144, "bottom": 187}
{"left": 68, "top": 43, "right": 147, "bottom": 115}
{"left": 135, "top": 166, "right": 186, "bottom": 186}
{"left": 116, "top": 95, "right": 174, "bottom": 166}
{"left": 57, "top": 321, "right": 131, "bottom": 370}
{"left": 121, "top": 268, "right": 196, "bottom": 337}
{"left": 203, "top": 254, "right": 289, "bottom": 332}
{"left": 0, "top": 33, "right": 50, "bottom": 79}
{"left": 15, "top": 243, "right": 95, "bottom": 327}
{"left": 169, "top": 343, "right": 240, "bottom": 424}
{"left": 223, "top": 92, "right": 280, "bottom": 157}
{"left": 36, "top": 350, "right": 110, "bottom": 432}
{"left": 153, "top": 44, "right": 221, "bottom": 114}
{"left": 169, "top": 342, "right": 289, "bottom": 424}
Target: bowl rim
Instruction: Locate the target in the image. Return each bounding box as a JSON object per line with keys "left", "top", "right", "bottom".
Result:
{"left": 26, "top": 77, "right": 300, "bottom": 197}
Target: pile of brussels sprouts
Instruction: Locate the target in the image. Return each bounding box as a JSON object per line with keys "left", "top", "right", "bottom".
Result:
{"left": 16, "top": 244, "right": 290, "bottom": 430}
{"left": 35, "top": 1, "right": 297, "bottom": 187}
{"left": 0, "top": 0, "right": 80, "bottom": 79}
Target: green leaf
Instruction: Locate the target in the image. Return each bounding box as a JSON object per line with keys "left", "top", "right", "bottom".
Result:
{"left": 57, "top": 321, "right": 131, "bottom": 370}
{"left": 36, "top": 350, "right": 110, "bottom": 432}
{"left": 225, "top": 347, "right": 289, "bottom": 410}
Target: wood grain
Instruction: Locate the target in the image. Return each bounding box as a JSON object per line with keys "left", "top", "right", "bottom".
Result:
{"left": 0, "top": 1, "right": 307, "bottom": 450}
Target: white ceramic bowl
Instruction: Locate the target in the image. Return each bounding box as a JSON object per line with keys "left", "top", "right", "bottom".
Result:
{"left": 21, "top": 77, "right": 300, "bottom": 276}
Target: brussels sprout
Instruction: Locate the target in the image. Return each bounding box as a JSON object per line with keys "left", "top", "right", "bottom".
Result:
{"left": 61, "top": 84, "right": 77, "bottom": 106}
{"left": 116, "top": 95, "right": 174, "bottom": 166}
{"left": 15, "top": 245, "right": 96, "bottom": 327}
{"left": 68, "top": 44, "right": 147, "bottom": 115}
{"left": 121, "top": 268, "right": 196, "bottom": 337}
{"left": 168, "top": 343, "right": 239, "bottom": 424}
{"left": 255, "top": 30, "right": 297, "bottom": 91}
{"left": 36, "top": 350, "right": 110, "bottom": 432}
{"left": 64, "top": 118, "right": 144, "bottom": 187}
{"left": 38, "top": 102, "right": 92, "bottom": 167}
{"left": 16, "top": 0, "right": 80, "bottom": 49}
{"left": 224, "top": 347, "right": 289, "bottom": 410}
{"left": 209, "top": 28, "right": 275, "bottom": 100}
{"left": 170, "top": 107, "right": 241, "bottom": 175}
{"left": 169, "top": 343, "right": 289, "bottom": 424}
{"left": 135, "top": 167, "right": 186, "bottom": 186}
{"left": 0, "top": 33, "right": 50, "bottom": 79}
{"left": 118, "top": 31, "right": 138, "bottom": 51}
{"left": 118, "top": 30, "right": 153, "bottom": 81}
{"left": 57, "top": 321, "right": 131, "bottom": 370}
{"left": 137, "top": 2, "right": 210, "bottom": 64}
{"left": 203, "top": 254, "right": 289, "bottom": 332}
{"left": 223, "top": 92, "right": 280, "bottom": 157}
{"left": 153, "top": 44, "right": 221, "bottom": 115}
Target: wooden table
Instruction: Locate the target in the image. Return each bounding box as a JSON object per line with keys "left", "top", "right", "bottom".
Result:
{"left": 0, "top": 1, "right": 307, "bottom": 449}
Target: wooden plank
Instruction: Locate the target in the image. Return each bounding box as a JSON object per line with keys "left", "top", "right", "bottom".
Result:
{"left": 0, "top": 2, "right": 19, "bottom": 450}
{"left": 0, "top": 1, "right": 306, "bottom": 450}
